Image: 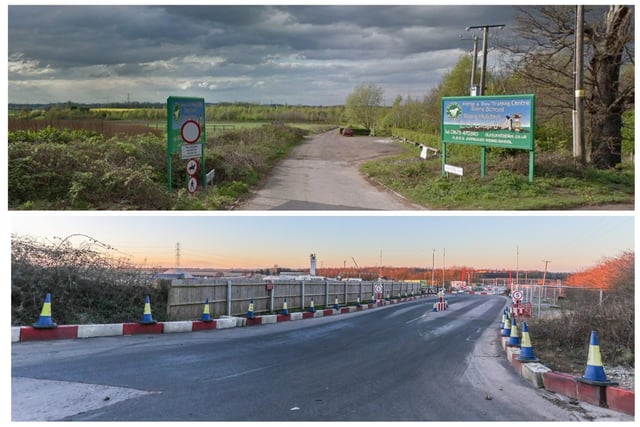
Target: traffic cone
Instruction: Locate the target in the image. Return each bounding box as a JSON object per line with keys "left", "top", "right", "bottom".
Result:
{"left": 281, "top": 298, "right": 289, "bottom": 315}
{"left": 246, "top": 298, "right": 255, "bottom": 319}
{"left": 309, "top": 298, "right": 316, "bottom": 313}
{"left": 517, "top": 322, "right": 539, "bottom": 362}
{"left": 200, "top": 298, "right": 212, "bottom": 322}
{"left": 32, "top": 293, "right": 57, "bottom": 329}
{"left": 500, "top": 307, "right": 508, "bottom": 328}
{"left": 501, "top": 312, "right": 511, "bottom": 337}
{"left": 333, "top": 297, "right": 339, "bottom": 310}
{"left": 578, "top": 330, "right": 617, "bottom": 385}
{"left": 507, "top": 316, "right": 521, "bottom": 347}
{"left": 139, "top": 295, "right": 156, "bottom": 324}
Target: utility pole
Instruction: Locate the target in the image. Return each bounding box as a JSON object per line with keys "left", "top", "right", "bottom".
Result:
{"left": 432, "top": 249, "right": 436, "bottom": 287}
{"left": 466, "top": 24, "right": 504, "bottom": 95}
{"left": 542, "top": 260, "right": 551, "bottom": 286}
{"left": 516, "top": 246, "right": 519, "bottom": 287}
{"left": 442, "top": 248, "right": 446, "bottom": 292}
{"left": 175, "top": 242, "right": 181, "bottom": 268}
{"left": 573, "top": 5, "right": 586, "bottom": 166}
{"left": 460, "top": 34, "right": 479, "bottom": 95}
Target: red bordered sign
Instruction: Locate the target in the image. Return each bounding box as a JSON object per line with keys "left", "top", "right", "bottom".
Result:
{"left": 512, "top": 290, "right": 523, "bottom": 301}
{"left": 187, "top": 176, "right": 199, "bottom": 194}
{"left": 186, "top": 158, "right": 199, "bottom": 176}
{"left": 181, "top": 119, "right": 201, "bottom": 144}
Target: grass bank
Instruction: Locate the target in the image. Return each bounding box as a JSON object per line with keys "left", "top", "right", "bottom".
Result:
{"left": 361, "top": 142, "right": 634, "bottom": 210}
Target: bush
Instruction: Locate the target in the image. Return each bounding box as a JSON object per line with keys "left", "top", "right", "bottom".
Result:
{"left": 9, "top": 123, "right": 307, "bottom": 210}
{"left": 11, "top": 235, "right": 169, "bottom": 325}
{"left": 527, "top": 252, "right": 634, "bottom": 368}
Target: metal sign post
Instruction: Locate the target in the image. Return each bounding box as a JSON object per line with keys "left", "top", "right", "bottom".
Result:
{"left": 166, "top": 96, "right": 206, "bottom": 192}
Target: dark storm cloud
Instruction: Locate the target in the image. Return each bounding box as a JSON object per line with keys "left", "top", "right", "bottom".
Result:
{"left": 8, "top": 4, "right": 521, "bottom": 104}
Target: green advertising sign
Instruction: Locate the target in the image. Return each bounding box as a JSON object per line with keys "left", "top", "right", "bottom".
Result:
{"left": 441, "top": 95, "right": 535, "bottom": 150}
{"left": 166, "top": 96, "right": 206, "bottom": 191}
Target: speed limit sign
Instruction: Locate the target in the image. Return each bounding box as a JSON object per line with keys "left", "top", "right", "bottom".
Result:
{"left": 512, "top": 290, "right": 523, "bottom": 301}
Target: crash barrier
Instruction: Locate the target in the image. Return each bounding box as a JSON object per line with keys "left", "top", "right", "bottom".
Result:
{"left": 12, "top": 292, "right": 428, "bottom": 343}
{"left": 166, "top": 278, "right": 423, "bottom": 320}
{"left": 497, "top": 307, "right": 634, "bottom": 416}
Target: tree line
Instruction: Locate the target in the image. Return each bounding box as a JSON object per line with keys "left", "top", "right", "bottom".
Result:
{"left": 343, "top": 5, "right": 634, "bottom": 170}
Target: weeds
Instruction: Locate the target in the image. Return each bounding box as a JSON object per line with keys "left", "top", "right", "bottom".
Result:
{"left": 9, "top": 123, "right": 306, "bottom": 210}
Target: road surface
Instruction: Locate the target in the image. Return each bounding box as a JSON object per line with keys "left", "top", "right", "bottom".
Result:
{"left": 11, "top": 294, "right": 629, "bottom": 421}
{"left": 238, "top": 129, "right": 425, "bottom": 210}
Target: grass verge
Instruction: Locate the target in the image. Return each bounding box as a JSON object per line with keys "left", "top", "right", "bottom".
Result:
{"left": 361, "top": 143, "right": 634, "bottom": 210}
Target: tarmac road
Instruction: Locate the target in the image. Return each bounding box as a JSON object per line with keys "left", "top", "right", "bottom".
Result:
{"left": 238, "top": 129, "right": 425, "bottom": 210}
{"left": 11, "top": 294, "right": 630, "bottom": 422}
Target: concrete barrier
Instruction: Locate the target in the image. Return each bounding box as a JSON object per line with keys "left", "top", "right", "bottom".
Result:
{"left": 77, "top": 323, "right": 123, "bottom": 339}
{"left": 122, "top": 322, "right": 163, "bottom": 335}
{"left": 606, "top": 386, "right": 635, "bottom": 415}
{"left": 260, "top": 315, "right": 277, "bottom": 325}
{"left": 163, "top": 321, "right": 194, "bottom": 334}
{"left": 12, "top": 327, "right": 21, "bottom": 343}
{"left": 192, "top": 320, "right": 217, "bottom": 331}
{"left": 216, "top": 317, "right": 239, "bottom": 329}
{"left": 289, "top": 312, "right": 303, "bottom": 321}
{"left": 521, "top": 363, "right": 551, "bottom": 388}
{"left": 11, "top": 294, "right": 430, "bottom": 343}
{"left": 20, "top": 325, "right": 79, "bottom": 342}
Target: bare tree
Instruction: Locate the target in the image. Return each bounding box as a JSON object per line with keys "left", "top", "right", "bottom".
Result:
{"left": 502, "top": 6, "right": 634, "bottom": 168}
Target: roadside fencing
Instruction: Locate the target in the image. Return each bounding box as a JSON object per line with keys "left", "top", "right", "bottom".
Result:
{"left": 167, "top": 278, "right": 423, "bottom": 320}
{"left": 510, "top": 284, "right": 608, "bottom": 319}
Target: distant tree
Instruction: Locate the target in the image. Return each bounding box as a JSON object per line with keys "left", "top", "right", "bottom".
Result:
{"left": 345, "top": 83, "right": 384, "bottom": 132}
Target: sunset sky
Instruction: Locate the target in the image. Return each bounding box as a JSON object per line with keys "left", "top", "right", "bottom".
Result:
{"left": 10, "top": 213, "right": 634, "bottom": 273}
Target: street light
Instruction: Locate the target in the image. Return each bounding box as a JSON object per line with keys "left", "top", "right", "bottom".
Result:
{"left": 465, "top": 24, "right": 504, "bottom": 96}
{"left": 431, "top": 249, "right": 435, "bottom": 287}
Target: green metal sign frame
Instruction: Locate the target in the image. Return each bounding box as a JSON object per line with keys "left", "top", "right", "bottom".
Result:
{"left": 166, "top": 96, "right": 206, "bottom": 191}
{"left": 441, "top": 94, "right": 536, "bottom": 181}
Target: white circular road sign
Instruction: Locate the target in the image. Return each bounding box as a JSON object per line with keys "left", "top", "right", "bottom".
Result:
{"left": 512, "top": 290, "right": 524, "bottom": 301}
{"left": 187, "top": 176, "right": 199, "bottom": 193}
{"left": 186, "top": 158, "right": 199, "bottom": 176}
{"left": 181, "top": 119, "right": 201, "bottom": 144}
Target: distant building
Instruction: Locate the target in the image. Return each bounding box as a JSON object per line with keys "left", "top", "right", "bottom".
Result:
{"left": 153, "top": 268, "right": 195, "bottom": 280}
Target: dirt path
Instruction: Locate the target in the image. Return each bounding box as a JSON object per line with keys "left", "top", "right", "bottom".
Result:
{"left": 237, "top": 129, "right": 425, "bottom": 210}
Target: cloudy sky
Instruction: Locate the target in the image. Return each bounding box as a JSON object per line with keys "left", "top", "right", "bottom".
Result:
{"left": 8, "top": 3, "right": 523, "bottom": 106}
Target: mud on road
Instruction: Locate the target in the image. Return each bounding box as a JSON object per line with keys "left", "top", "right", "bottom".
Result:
{"left": 238, "top": 129, "right": 425, "bottom": 210}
